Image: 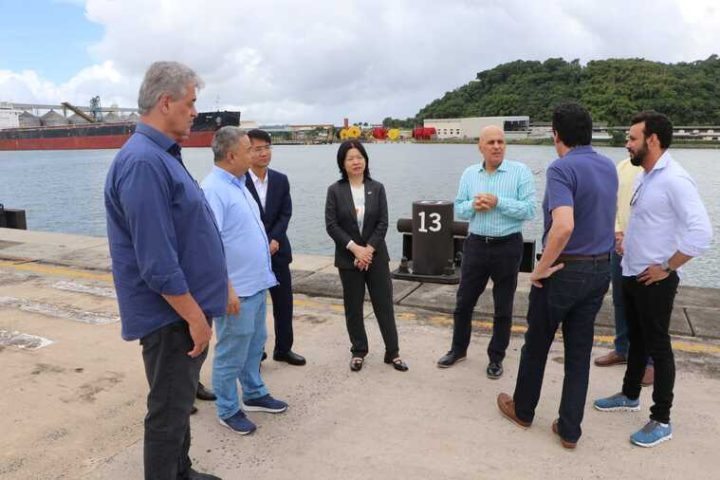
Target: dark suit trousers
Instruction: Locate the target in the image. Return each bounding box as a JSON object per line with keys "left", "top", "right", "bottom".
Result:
{"left": 451, "top": 233, "right": 523, "bottom": 363}
{"left": 338, "top": 260, "right": 399, "bottom": 360}
{"left": 141, "top": 321, "right": 207, "bottom": 480}
{"left": 270, "top": 261, "right": 294, "bottom": 354}
{"left": 621, "top": 273, "right": 679, "bottom": 424}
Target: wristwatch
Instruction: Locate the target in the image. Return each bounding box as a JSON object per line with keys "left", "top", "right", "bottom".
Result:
{"left": 661, "top": 260, "right": 674, "bottom": 273}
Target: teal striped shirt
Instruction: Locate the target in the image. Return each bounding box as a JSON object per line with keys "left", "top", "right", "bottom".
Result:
{"left": 454, "top": 159, "right": 536, "bottom": 236}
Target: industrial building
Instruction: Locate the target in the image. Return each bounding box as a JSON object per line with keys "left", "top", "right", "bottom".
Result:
{"left": 423, "top": 116, "right": 530, "bottom": 140}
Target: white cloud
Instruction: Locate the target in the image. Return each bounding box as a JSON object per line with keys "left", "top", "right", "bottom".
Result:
{"left": 2, "top": 0, "right": 720, "bottom": 123}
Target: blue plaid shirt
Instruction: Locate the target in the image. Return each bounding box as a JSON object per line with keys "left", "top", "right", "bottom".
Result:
{"left": 454, "top": 159, "right": 536, "bottom": 236}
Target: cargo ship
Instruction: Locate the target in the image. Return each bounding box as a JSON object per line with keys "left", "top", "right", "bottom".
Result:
{"left": 0, "top": 104, "right": 240, "bottom": 151}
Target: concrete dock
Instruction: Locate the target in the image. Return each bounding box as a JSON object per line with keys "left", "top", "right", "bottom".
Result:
{"left": 1, "top": 227, "right": 719, "bottom": 479}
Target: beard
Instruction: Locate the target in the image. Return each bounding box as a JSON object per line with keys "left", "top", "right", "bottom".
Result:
{"left": 629, "top": 141, "right": 648, "bottom": 166}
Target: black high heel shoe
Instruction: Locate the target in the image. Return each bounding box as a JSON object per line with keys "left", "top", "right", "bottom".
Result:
{"left": 385, "top": 357, "right": 409, "bottom": 372}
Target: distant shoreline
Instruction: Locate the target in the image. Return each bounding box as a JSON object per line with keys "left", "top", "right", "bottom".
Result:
{"left": 404, "top": 139, "right": 720, "bottom": 149}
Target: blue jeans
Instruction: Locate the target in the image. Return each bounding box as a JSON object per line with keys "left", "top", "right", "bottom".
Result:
{"left": 212, "top": 290, "right": 269, "bottom": 420}
{"left": 513, "top": 260, "right": 611, "bottom": 443}
{"left": 611, "top": 251, "right": 629, "bottom": 355}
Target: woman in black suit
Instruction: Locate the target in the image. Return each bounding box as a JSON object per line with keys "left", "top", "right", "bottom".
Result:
{"left": 325, "top": 140, "right": 408, "bottom": 372}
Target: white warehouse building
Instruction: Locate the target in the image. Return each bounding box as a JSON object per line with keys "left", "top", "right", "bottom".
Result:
{"left": 424, "top": 116, "right": 530, "bottom": 140}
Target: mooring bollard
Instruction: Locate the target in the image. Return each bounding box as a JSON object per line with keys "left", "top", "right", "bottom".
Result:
{"left": 0, "top": 204, "right": 27, "bottom": 230}
{"left": 392, "top": 200, "right": 536, "bottom": 284}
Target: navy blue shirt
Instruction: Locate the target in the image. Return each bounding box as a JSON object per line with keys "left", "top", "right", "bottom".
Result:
{"left": 105, "top": 123, "right": 228, "bottom": 340}
{"left": 542, "top": 145, "right": 618, "bottom": 255}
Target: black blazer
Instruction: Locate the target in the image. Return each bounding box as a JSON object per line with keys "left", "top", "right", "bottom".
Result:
{"left": 245, "top": 169, "right": 292, "bottom": 265}
{"left": 325, "top": 178, "right": 390, "bottom": 269}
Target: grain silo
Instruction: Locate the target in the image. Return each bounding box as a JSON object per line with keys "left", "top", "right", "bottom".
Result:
{"left": 19, "top": 111, "right": 41, "bottom": 127}
{"left": 41, "top": 110, "right": 69, "bottom": 126}
{"left": 103, "top": 112, "right": 122, "bottom": 123}
{"left": 68, "top": 114, "right": 90, "bottom": 125}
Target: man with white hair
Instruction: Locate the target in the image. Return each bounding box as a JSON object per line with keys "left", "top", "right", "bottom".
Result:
{"left": 105, "top": 61, "right": 226, "bottom": 479}
{"left": 437, "top": 125, "right": 535, "bottom": 379}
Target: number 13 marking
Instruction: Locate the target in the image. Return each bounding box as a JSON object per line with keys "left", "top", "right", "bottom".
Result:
{"left": 418, "top": 211, "right": 442, "bottom": 232}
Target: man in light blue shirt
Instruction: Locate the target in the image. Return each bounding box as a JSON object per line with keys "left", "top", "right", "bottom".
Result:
{"left": 201, "top": 126, "right": 287, "bottom": 436}
{"left": 437, "top": 125, "right": 535, "bottom": 379}
{"left": 594, "top": 111, "right": 712, "bottom": 447}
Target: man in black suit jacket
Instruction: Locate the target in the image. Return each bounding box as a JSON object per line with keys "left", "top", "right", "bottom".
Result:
{"left": 245, "top": 129, "right": 306, "bottom": 366}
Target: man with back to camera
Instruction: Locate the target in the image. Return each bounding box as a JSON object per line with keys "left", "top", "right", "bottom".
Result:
{"left": 202, "top": 126, "right": 289, "bottom": 436}
{"left": 497, "top": 102, "right": 618, "bottom": 450}
{"left": 594, "top": 111, "right": 712, "bottom": 447}
{"left": 244, "top": 128, "right": 306, "bottom": 366}
{"left": 436, "top": 125, "right": 535, "bottom": 379}
{"left": 105, "top": 61, "right": 225, "bottom": 480}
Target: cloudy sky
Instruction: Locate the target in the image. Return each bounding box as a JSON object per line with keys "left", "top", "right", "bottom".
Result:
{"left": 1, "top": 0, "right": 718, "bottom": 124}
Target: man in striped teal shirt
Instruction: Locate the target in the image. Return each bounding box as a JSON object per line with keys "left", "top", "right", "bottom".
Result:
{"left": 437, "top": 125, "right": 536, "bottom": 379}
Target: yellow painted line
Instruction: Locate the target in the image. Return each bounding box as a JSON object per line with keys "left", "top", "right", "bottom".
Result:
{"left": 421, "top": 312, "right": 720, "bottom": 355}
{"left": 0, "top": 260, "right": 112, "bottom": 282}
{"left": 3, "top": 260, "right": 720, "bottom": 355}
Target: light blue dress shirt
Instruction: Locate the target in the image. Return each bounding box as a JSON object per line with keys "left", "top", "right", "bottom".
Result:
{"left": 622, "top": 151, "right": 712, "bottom": 277}
{"left": 454, "top": 159, "right": 536, "bottom": 236}
{"left": 202, "top": 166, "right": 277, "bottom": 297}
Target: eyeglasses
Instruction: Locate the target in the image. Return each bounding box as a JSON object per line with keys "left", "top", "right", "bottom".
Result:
{"left": 630, "top": 182, "right": 643, "bottom": 206}
{"left": 252, "top": 145, "right": 272, "bottom": 153}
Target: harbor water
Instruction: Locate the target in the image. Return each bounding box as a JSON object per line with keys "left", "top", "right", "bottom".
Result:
{"left": 1, "top": 143, "right": 718, "bottom": 287}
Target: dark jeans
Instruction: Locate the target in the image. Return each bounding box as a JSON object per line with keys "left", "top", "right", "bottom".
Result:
{"left": 141, "top": 321, "right": 207, "bottom": 480}
{"left": 451, "top": 233, "right": 523, "bottom": 363}
{"left": 338, "top": 260, "right": 399, "bottom": 360}
{"left": 621, "top": 273, "right": 679, "bottom": 424}
{"left": 270, "top": 262, "right": 294, "bottom": 354}
{"left": 612, "top": 251, "right": 652, "bottom": 364}
{"left": 513, "top": 260, "right": 610, "bottom": 443}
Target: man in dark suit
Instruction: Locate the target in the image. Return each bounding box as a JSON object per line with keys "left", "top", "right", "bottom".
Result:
{"left": 245, "top": 129, "right": 305, "bottom": 366}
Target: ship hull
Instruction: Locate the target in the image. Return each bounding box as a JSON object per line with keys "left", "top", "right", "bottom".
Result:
{"left": 0, "top": 111, "right": 239, "bottom": 151}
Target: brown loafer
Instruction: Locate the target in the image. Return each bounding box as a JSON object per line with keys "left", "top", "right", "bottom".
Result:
{"left": 552, "top": 419, "right": 577, "bottom": 449}
{"left": 641, "top": 365, "right": 655, "bottom": 387}
{"left": 594, "top": 351, "right": 627, "bottom": 367}
{"left": 497, "top": 393, "right": 531, "bottom": 429}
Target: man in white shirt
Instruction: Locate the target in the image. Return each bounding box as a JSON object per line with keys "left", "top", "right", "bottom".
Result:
{"left": 594, "top": 111, "right": 712, "bottom": 447}
{"left": 245, "top": 129, "right": 305, "bottom": 366}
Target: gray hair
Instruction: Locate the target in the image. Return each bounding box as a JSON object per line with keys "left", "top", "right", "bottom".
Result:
{"left": 137, "top": 61, "right": 205, "bottom": 115}
{"left": 212, "top": 126, "right": 247, "bottom": 163}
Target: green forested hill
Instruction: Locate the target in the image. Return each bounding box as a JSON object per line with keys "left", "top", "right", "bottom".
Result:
{"left": 388, "top": 56, "right": 720, "bottom": 127}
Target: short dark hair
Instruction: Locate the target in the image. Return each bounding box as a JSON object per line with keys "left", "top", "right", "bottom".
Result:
{"left": 336, "top": 140, "right": 371, "bottom": 181}
{"left": 552, "top": 102, "right": 592, "bottom": 147}
{"left": 247, "top": 128, "right": 272, "bottom": 144}
{"left": 631, "top": 111, "right": 673, "bottom": 149}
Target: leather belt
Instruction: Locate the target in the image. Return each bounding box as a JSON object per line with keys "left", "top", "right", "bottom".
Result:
{"left": 556, "top": 253, "right": 610, "bottom": 263}
{"left": 470, "top": 232, "right": 521, "bottom": 244}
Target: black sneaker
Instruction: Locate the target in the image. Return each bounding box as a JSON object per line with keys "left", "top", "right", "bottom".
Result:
{"left": 437, "top": 351, "right": 467, "bottom": 368}
{"left": 486, "top": 361, "right": 503, "bottom": 379}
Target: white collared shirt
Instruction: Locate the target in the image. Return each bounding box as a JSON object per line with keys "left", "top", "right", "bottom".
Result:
{"left": 249, "top": 169, "right": 269, "bottom": 209}
{"left": 622, "top": 151, "right": 712, "bottom": 277}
